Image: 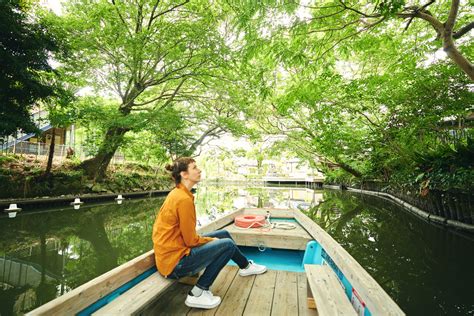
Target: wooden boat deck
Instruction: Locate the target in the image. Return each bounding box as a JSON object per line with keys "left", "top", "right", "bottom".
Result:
{"left": 223, "top": 219, "right": 312, "bottom": 250}
{"left": 142, "top": 266, "right": 317, "bottom": 316}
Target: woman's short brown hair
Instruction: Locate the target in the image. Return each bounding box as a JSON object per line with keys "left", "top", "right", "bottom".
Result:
{"left": 165, "top": 157, "right": 196, "bottom": 185}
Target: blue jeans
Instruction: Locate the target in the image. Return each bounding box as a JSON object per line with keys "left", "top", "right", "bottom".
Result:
{"left": 169, "top": 229, "right": 249, "bottom": 290}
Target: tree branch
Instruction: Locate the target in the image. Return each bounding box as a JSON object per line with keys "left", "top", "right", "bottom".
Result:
{"left": 307, "top": 19, "right": 359, "bottom": 34}
{"left": 308, "top": 8, "right": 346, "bottom": 21}
{"left": 445, "top": 0, "right": 460, "bottom": 34}
{"left": 155, "top": 77, "right": 188, "bottom": 111}
{"left": 338, "top": 0, "right": 381, "bottom": 18}
{"left": 147, "top": 0, "right": 161, "bottom": 30}
{"left": 314, "top": 17, "right": 385, "bottom": 62}
{"left": 148, "top": 0, "right": 189, "bottom": 26}
{"left": 397, "top": 10, "right": 443, "bottom": 35}
{"left": 187, "top": 126, "right": 224, "bottom": 154}
{"left": 402, "top": 3, "right": 429, "bottom": 31}
{"left": 135, "top": 2, "right": 143, "bottom": 33}
{"left": 453, "top": 21, "right": 474, "bottom": 39}
{"left": 110, "top": 0, "right": 133, "bottom": 37}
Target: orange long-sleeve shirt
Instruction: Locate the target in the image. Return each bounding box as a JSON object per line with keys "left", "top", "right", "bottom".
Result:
{"left": 152, "top": 183, "right": 214, "bottom": 277}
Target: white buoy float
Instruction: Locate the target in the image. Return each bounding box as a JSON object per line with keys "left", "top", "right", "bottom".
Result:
{"left": 115, "top": 194, "right": 125, "bottom": 204}
{"left": 71, "top": 197, "right": 84, "bottom": 210}
{"left": 4, "top": 204, "right": 21, "bottom": 218}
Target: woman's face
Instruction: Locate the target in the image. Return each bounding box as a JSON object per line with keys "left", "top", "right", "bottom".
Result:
{"left": 184, "top": 162, "right": 201, "bottom": 184}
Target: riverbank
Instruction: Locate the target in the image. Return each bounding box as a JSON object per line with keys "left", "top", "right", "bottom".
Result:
{"left": 0, "top": 154, "right": 171, "bottom": 199}
{"left": 0, "top": 189, "right": 170, "bottom": 214}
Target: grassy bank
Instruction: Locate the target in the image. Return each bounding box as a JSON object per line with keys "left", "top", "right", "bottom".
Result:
{"left": 0, "top": 154, "right": 172, "bottom": 199}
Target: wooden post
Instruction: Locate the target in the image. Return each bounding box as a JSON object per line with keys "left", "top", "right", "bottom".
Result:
{"left": 13, "top": 132, "right": 17, "bottom": 154}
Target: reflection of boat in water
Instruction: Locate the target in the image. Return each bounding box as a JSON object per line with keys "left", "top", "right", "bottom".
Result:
{"left": 28, "top": 208, "right": 404, "bottom": 316}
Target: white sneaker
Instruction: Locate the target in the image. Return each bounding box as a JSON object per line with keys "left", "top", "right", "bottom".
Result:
{"left": 239, "top": 260, "right": 267, "bottom": 276}
{"left": 185, "top": 290, "right": 221, "bottom": 309}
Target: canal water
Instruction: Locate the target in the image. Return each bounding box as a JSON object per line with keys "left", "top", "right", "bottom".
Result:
{"left": 0, "top": 185, "right": 472, "bottom": 315}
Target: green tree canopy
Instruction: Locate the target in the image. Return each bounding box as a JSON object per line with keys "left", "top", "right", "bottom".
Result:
{"left": 0, "top": 0, "right": 62, "bottom": 138}
{"left": 44, "top": 0, "right": 254, "bottom": 179}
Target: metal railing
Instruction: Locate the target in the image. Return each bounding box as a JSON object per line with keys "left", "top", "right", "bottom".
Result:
{"left": 1, "top": 141, "right": 126, "bottom": 164}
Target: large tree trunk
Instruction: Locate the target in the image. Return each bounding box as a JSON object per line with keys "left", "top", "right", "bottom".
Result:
{"left": 443, "top": 38, "right": 474, "bottom": 80}
{"left": 75, "top": 213, "right": 118, "bottom": 273}
{"left": 45, "top": 127, "right": 55, "bottom": 175}
{"left": 79, "top": 126, "right": 129, "bottom": 180}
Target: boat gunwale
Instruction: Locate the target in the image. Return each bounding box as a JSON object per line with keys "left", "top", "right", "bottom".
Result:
{"left": 27, "top": 207, "right": 405, "bottom": 316}
{"left": 239, "top": 208, "right": 404, "bottom": 315}
{"left": 26, "top": 208, "right": 246, "bottom": 315}
{"left": 293, "top": 210, "right": 405, "bottom": 315}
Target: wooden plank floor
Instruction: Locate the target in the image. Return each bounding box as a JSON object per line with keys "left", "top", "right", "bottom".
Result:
{"left": 144, "top": 266, "right": 318, "bottom": 316}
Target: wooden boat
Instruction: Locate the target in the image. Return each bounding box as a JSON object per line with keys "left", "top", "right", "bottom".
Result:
{"left": 27, "top": 208, "right": 405, "bottom": 315}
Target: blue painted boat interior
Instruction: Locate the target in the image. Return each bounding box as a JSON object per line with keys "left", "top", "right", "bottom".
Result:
{"left": 226, "top": 217, "right": 307, "bottom": 272}
{"left": 227, "top": 246, "right": 306, "bottom": 272}
{"left": 78, "top": 220, "right": 372, "bottom": 316}
{"left": 269, "top": 217, "right": 298, "bottom": 222}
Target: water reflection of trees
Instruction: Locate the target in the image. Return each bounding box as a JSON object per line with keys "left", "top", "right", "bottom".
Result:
{"left": 194, "top": 185, "right": 320, "bottom": 214}
{"left": 194, "top": 186, "right": 240, "bottom": 215}
{"left": 0, "top": 197, "right": 163, "bottom": 315}
{"left": 303, "top": 190, "right": 474, "bottom": 315}
{"left": 304, "top": 191, "right": 363, "bottom": 230}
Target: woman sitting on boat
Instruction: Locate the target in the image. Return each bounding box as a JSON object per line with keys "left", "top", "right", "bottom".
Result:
{"left": 152, "top": 157, "right": 267, "bottom": 309}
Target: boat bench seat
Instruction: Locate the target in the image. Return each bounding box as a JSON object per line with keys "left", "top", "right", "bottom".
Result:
{"left": 92, "top": 271, "right": 200, "bottom": 315}
{"left": 305, "top": 264, "right": 357, "bottom": 316}
{"left": 92, "top": 271, "right": 175, "bottom": 315}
